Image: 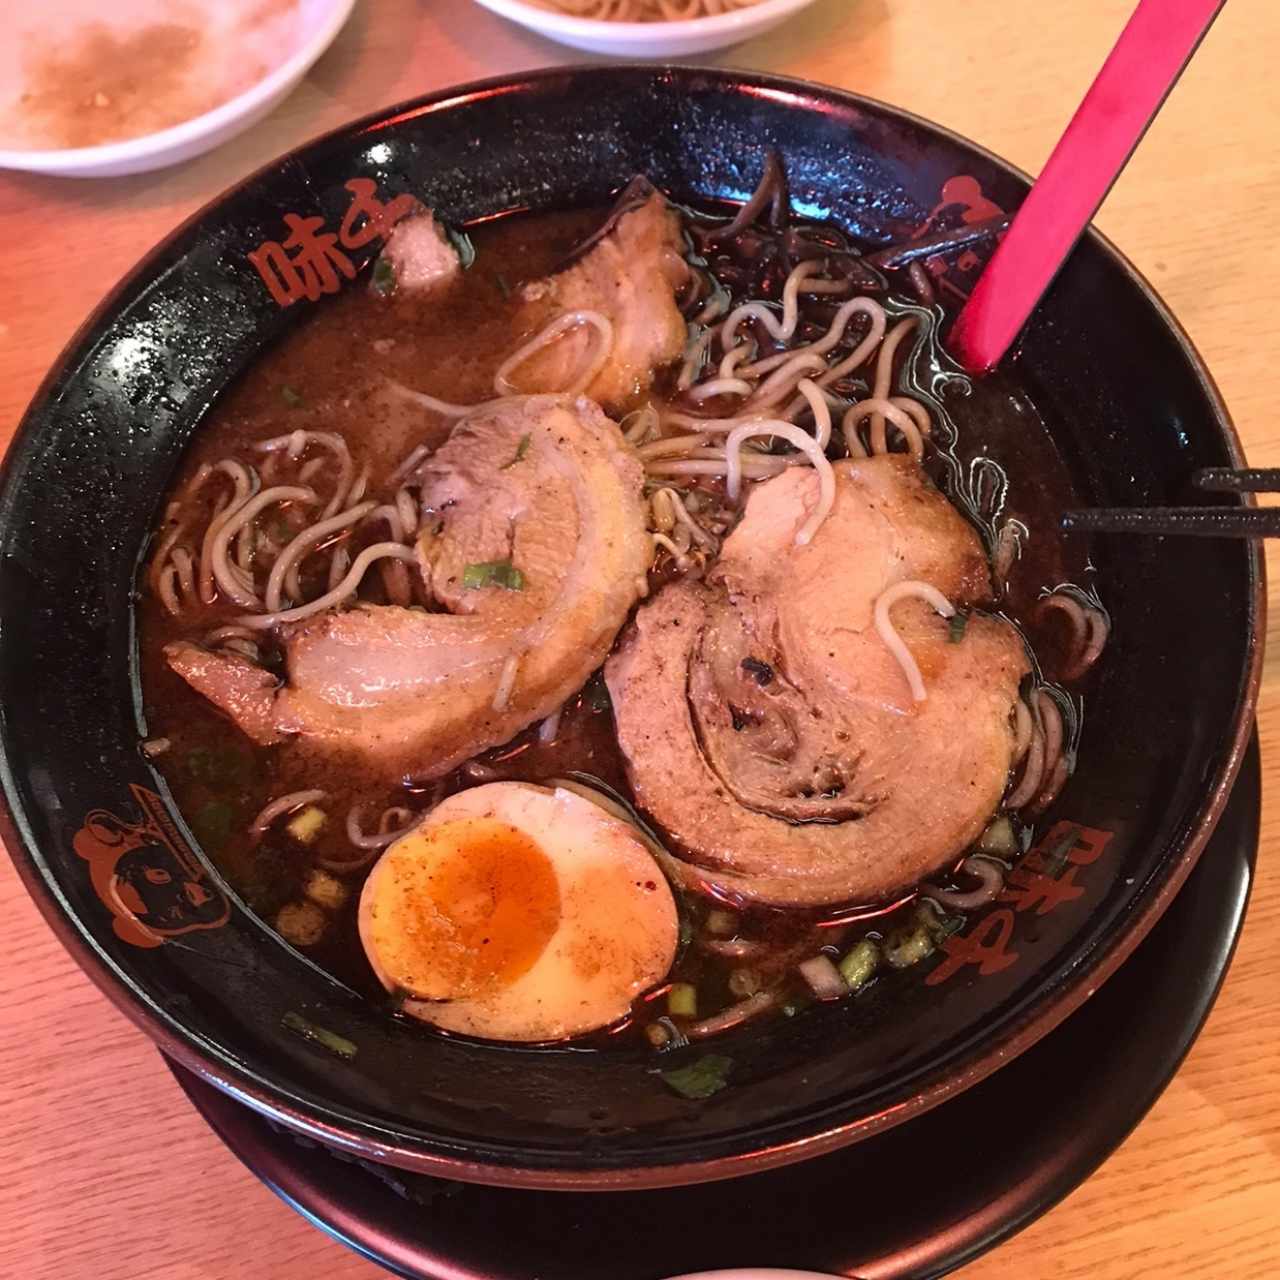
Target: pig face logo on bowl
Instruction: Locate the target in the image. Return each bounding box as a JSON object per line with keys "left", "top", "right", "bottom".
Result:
{"left": 74, "top": 784, "right": 229, "bottom": 948}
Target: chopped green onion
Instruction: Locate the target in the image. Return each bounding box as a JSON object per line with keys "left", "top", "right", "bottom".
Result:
{"left": 371, "top": 256, "right": 396, "bottom": 297}
{"left": 281, "top": 384, "right": 304, "bottom": 408}
{"left": 494, "top": 272, "right": 511, "bottom": 299}
{"left": 617, "top": 407, "right": 645, "bottom": 435}
{"left": 1040, "top": 825, "right": 1081, "bottom": 879}
{"left": 677, "top": 915, "right": 694, "bottom": 948}
{"left": 706, "top": 908, "right": 737, "bottom": 936}
{"left": 668, "top": 982, "right": 698, "bottom": 1018}
{"left": 838, "top": 938, "right": 880, "bottom": 992}
{"left": 281, "top": 1010, "right": 358, "bottom": 1060}
{"left": 286, "top": 805, "right": 327, "bottom": 845}
{"left": 660, "top": 1054, "right": 732, "bottom": 1100}
{"left": 883, "top": 925, "right": 935, "bottom": 970}
{"left": 500, "top": 434, "right": 531, "bottom": 470}
{"left": 948, "top": 612, "right": 968, "bottom": 644}
{"left": 446, "top": 227, "right": 476, "bottom": 269}
{"left": 462, "top": 560, "right": 525, "bottom": 591}
{"left": 977, "top": 815, "right": 1017, "bottom": 857}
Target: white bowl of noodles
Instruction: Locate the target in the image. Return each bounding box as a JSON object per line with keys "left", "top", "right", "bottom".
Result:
{"left": 470, "top": 0, "right": 822, "bottom": 58}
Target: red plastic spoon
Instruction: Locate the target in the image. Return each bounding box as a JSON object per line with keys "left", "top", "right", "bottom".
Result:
{"left": 948, "top": 0, "right": 1227, "bottom": 374}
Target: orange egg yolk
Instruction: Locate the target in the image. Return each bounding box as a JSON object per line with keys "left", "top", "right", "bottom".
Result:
{"left": 366, "top": 818, "right": 561, "bottom": 1001}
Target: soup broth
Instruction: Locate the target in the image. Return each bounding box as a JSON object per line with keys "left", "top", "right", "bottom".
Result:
{"left": 139, "top": 183, "right": 1104, "bottom": 1050}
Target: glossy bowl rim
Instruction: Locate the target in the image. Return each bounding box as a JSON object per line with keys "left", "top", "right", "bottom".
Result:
{"left": 0, "top": 63, "right": 1264, "bottom": 1191}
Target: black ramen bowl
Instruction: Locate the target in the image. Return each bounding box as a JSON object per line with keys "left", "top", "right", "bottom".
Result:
{"left": 0, "top": 66, "right": 1262, "bottom": 1190}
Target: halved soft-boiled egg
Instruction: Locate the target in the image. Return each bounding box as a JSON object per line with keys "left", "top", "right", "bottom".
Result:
{"left": 358, "top": 780, "right": 679, "bottom": 1042}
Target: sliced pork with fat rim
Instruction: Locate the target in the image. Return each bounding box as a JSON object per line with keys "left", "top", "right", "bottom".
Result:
{"left": 606, "top": 454, "right": 1031, "bottom": 908}
{"left": 167, "top": 395, "right": 652, "bottom": 780}
{"left": 508, "top": 188, "right": 688, "bottom": 413}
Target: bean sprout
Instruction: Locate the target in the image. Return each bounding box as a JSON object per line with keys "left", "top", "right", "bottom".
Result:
{"left": 677, "top": 329, "right": 716, "bottom": 390}
{"left": 685, "top": 990, "right": 779, "bottom": 1039}
{"left": 493, "top": 655, "right": 521, "bottom": 712}
{"left": 660, "top": 486, "right": 718, "bottom": 550}
{"left": 539, "top": 708, "right": 563, "bottom": 743}
{"left": 652, "top": 532, "right": 691, "bottom": 569}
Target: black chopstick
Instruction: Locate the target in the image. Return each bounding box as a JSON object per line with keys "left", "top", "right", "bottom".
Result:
{"left": 1063, "top": 466, "right": 1280, "bottom": 537}
{"left": 1192, "top": 466, "right": 1280, "bottom": 493}
{"left": 866, "top": 214, "right": 1011, "bottom": 269}
{"left": 1061, "top": 506, "right": 1280, "bottom": 538}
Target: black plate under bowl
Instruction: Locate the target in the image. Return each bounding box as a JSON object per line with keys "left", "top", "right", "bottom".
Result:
{"left": 169, "top": 738, "right": 1259, "bottom": 1279}
{"left": 0, "top": 66, "right": 1263, "bottom": 1189}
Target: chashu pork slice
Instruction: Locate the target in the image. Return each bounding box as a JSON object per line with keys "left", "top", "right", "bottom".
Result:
{"left": 606, "top": 455, "right": 1030, "bottom": 908}
{"left": 510, "top": 190, "right": 688, "bottom": 412}
{"left": 374, "top": 210, "right": 462, "bottom": 295}
{"left": 167, "top": 395, "right": 651, "bottom": 780}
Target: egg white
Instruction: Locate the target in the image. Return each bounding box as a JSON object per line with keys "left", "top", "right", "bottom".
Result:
{"left": 358, "top": 780, "right": 678, "bottom": 1042}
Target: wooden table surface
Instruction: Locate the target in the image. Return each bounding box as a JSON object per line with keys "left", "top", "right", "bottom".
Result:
{"left": 2, "top": 2, "right": 1278, "bottom": 1277}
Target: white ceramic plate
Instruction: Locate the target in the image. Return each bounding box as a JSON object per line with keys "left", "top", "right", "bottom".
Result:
{"left": 470, "top": 0, "right": 822, "bottom": 58}
{"left": 0, "top": 0, "right": 356, "bottom": 178}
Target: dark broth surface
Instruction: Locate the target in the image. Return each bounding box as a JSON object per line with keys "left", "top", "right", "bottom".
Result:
{"left": 139, "top": 202, "right": 1096, "bottom": 1047}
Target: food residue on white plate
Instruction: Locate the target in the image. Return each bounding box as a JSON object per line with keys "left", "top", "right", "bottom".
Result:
{"left": 0, "top": 0, "right": 304, "bottom": 151}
